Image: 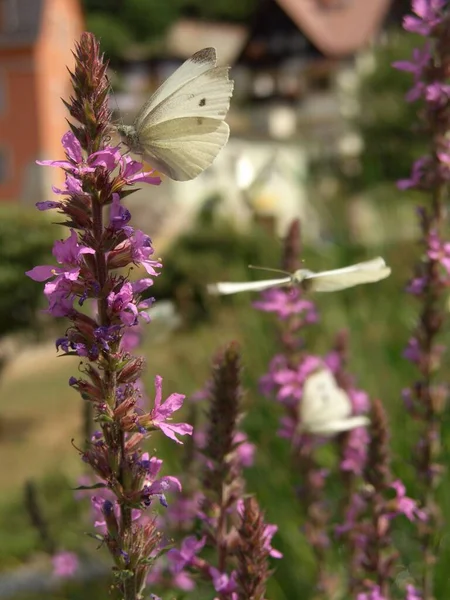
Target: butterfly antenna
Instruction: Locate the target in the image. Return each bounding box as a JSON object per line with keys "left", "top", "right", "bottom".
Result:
{"left": 248, "top": 265, "right": 291, "bottom": 276}
{"left": 106, "top": 72, "right": 122, "bottom": 127}
{"left": 106, "top": 73, "right": 133, "bottom": 157}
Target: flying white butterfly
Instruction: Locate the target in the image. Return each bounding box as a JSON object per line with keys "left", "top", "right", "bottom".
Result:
{"left": 299, "top": 369, "right": 369, "bottom": 436}
{"left": 207, "top": 257, "right": 391, "bottom": 295}
{"left": 116, "top": 47, "right": 233, "bottom": 181}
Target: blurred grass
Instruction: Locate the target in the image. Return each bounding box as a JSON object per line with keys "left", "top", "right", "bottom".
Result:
{"left": 2, "top": 237, "right": 450, "bottom": 598}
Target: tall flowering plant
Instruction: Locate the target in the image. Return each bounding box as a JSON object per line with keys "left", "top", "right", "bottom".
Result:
{"left": 148, "top": 343, "right": 280, "bottom": 598}
{"left": 340, "top": 398, "right": 425, "bottom": 600}
{"left": 26, "top": 33, "right": 192, "bottom": 600}
{"left": 255, "top": 221, "right": 373, "bottom": 596}
{"left": 255, "top": 221, "right": 423, "bottom": 598}
{"left": 394, "top": 1, "right": 450, "bottom": 596}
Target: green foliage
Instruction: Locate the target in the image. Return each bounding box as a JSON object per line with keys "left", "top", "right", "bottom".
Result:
{"left": 119, "top": 0, "right": 181, "bottom": 42}
{"left": 0, "top": 207, "right": 55, "bottom": 337}
{"left": 86, "top": 14, "right": 132, "bottom": 61}
{"left": 4, "top": 580, "right": 111, "bottom": 600}
{"left": 310, "top": 30, "right": 426, "bottom": 195}
{"left": 82, "top": 0, "right": 258, "bottom": 60}
{"left": 84, "top": 0, "right": 184, "bottom": 54}
{"left": 0, "top": 472, "right": 86, "bottom": 568}
{"left": 180, "top": 0, "right": 257, "bottom": 22}
{"left": 354, "top": 31, "right": 426, "bottom": 188}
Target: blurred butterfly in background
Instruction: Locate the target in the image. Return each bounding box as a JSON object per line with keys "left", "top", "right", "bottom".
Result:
{"left": 299, "top": 369, "right": 369, "bottom": 436}
{"left": 116, "top": 47, "right": 234, "bottom": 181}
{"left": 207, "top": 257, "right": 391, "bottom": 295}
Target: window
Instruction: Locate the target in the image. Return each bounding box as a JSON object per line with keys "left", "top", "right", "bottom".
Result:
{"left": 0, "top": 148, "right": 8, "bottom": 183}
{"left": 0, "top": 71, "right": 5, "bottom": 113}
{"left": 1, "top": 0, "right": 19, "bottom": 32}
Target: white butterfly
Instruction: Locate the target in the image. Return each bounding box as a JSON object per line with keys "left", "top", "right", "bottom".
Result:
{"left": 300, "top": 369, "right": 369, "bottom": 436}
{"left": 207, "top": 257, "right": 391, "bottom": 295}
{"left": 117, "top": 47, "right": 233, "bottom": 181}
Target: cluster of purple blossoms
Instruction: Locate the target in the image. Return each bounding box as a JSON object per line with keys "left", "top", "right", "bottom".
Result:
{"left": 394, "top": 1, "right": 450, "bottom": 596}
{"left": 256, "top": 215, "right": 425, "bottom": 598}
{"left": 146, "top": 344, "right": 281, "bottom": 598}
{"left": 254, "top": 222, "right": 375, "bottom": 594}
{"left": 357, "top": 583, "right": 422, "bottom": 600}
{"left": 337, "top": 397, "right": 426, "bottom": 599}
{"left": 25, "top": 33, "right": 192, "bottom": 599}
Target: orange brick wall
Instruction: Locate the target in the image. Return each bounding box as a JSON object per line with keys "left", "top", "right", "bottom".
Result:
{"left": 0, "top": 47, "right": 40, "bottom": 201}
{"left": 0, "top": 0, "right": 84, "bottom": 203}
{"left": 35, "top": 0, "right": 84, "bottom": 199}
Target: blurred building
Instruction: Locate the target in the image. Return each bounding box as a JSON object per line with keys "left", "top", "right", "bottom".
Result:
{"left": 115, "top": 0, "right": 393, "bottom": 245}
{"left": 0, "top": 0, "right": 84, "bottom": 203}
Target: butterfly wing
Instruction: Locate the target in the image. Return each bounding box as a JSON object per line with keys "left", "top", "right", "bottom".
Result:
{"left": 138, "top": 118, "right": 229, "bottom": 181}
{"left": 309, "top": 415, "right": 370, "bottom": 435}
{"left": 132, "top": 48, "right": 233, "bottom": 181}
{"left": 140, "top": 66, "right": 233, "bottom": 127}
{"left": 303, "top": 257, "right": 391, "bottom": 292}
{"left": 301, "top": 369, "right": 351, "bottom": 424}
{"left": 208, "top": 277, "right": 292, "bottom": 295}
{"left": 134, "top": 48, "right": 220, "bottom": 130}
{"left": 300, "top": 369, "right": 368, "bottom": 435}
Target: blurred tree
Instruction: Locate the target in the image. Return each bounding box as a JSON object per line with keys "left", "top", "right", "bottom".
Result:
{"left": 306, "top": 30, "right": 426, "bottom": 247}
{"left": 120, "top": 0, "right": 184, "bottom": 42}
{"left": 310, "top": 30, "right": 425, "bottom": 194}
{"left": 349, "top": 31, "right": 425, "bottom": 190}
{"left": 85, "top": 13, "right": 132, "bottom": 61}
{"left": 0, "top": 208, "right": 55, "bottom": 338}
{"left": 82, "top": 0, "right": 257, "bottom": 60}
{"left": 181, "top": 0, "right": 257, "bottom": 22}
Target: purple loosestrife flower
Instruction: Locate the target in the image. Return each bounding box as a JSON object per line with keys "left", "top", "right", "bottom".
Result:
{"left": 406, "top": 584, "right": 422, "bottom": 600}
{"left": 256, "top": 223, "right": 374, "bottom": 599}
{"left": 163, "top": 344, "right": 279, "bottom": 597}
{"left": 255, "top": 221, "right": 337, "bottom": 594}
{"left": 236, "top": 498, "right": 283, "bottom": 561}
{"left": 253, "top": 287, "right": 318, "bottom": 322}
{"left": 427, "top": 230, "right": 450, "bottom": 275}
{"left": 52, "top": 551, "right": 79, "bottom": 578}
{"left": 146, "top": 376, "right": 193, "bottom": 443}
{"left": 26, "top": 33, "right": 192, "bottom": 600}
{"left": 397, "top": 157, "right": 431, "bottom": 190}
{"left": 388, "top": 481, "right": 427, "bottom": 522}
{"left": 210, "top": 568, "right": 238, "bottom": 596}
{"left": 341, "top": 399, "right": 421, "bottom": 597}
{"left": 357, "top": 586, "right": 386, "bottom": 600}
{"left": 326, "top": 332, "right": 370, "bottom": 477}
{"left": 396, "top": 3, "right": 450, "bottom": 596}
{"left": 403, "top": 0, "right": 445, "bottom": 35}
{"left": 149, "top": 377, "right": 258, "bottom": 594}
{"left": 393, "top": 45, "right": 431, "bottom": 102}
{"left": 167, "top": 536, "right": 206, "bottom": 574}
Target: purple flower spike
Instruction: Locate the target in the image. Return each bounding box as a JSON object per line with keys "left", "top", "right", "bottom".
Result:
{"left": 396, "top": 5, "right": 450, "bottom": 591}
{"left": 27, "top": 32, "right": 192, "bottom": 600}
{"left": 167, "top": 536, "right": 206, "bottom": 574}
{"left": 52, "top": 551, "right": 79, "bottom": 578}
